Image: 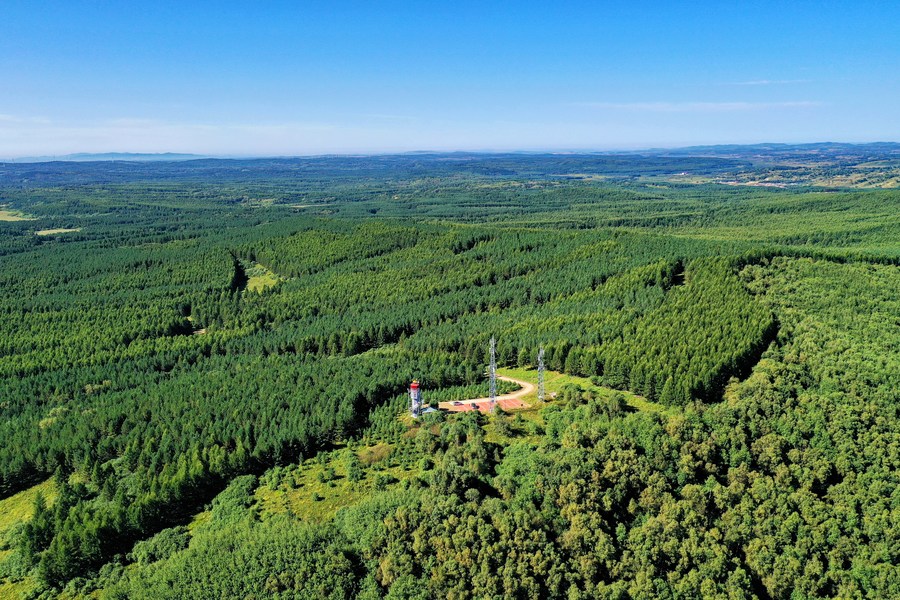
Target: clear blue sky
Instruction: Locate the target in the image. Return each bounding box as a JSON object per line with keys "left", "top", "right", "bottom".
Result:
{"left": 2, "top": 1, "right": 899, "bottom": 156}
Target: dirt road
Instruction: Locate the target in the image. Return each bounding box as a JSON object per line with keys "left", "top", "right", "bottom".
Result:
{"left": 438, "top": 376, "right": 534, "bottom": 413}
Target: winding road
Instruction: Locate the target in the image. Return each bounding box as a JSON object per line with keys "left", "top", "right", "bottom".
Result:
{"left": 438, "top": 376, "right": 535, "bottom": 413}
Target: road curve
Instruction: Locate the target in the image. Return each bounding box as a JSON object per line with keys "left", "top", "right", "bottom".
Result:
{"left": 438, "top": 376, "right": 535, "bottom": 412}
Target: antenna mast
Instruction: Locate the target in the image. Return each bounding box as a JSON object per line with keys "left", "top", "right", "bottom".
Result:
{"left": 489, "top": 336, "right": 497, "bottom": 411}
{"left": 537, "top": 346, "right": 545, "bottom": 403}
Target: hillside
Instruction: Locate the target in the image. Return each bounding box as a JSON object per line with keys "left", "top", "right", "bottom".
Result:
{"left": 0, "top": 154, "right": 897, "bottom": 598}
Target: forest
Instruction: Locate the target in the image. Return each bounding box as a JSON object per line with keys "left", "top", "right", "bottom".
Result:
{"left": 0, "top": 153, "right": 897, "bottom": 599}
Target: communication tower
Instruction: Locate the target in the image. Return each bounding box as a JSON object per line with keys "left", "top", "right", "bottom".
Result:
{"left": 537, "top": 346, "right": 546, "bottom": 403}
{"left": 409, "top": 380, "right": 422, "bottom": 418}
{"left": 489, "top": 336, "right": 497, "bottom": 411}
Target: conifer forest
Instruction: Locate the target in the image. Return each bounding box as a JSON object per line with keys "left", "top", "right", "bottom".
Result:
{"left": 0, "top": 151, "right": 898, "bottom": 599}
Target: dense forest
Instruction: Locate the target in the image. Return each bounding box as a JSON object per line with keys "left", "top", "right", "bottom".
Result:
{"left": 0, "top": 153, "right": 897, "bottom": 599}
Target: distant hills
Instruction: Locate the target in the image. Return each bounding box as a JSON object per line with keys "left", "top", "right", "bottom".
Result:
{"left": 5, "top": 143, "right": 900, "bottom": 164}
{"left": 637, "top": 142, "right": 900, "bottom": 160}
{"left": 0, "top": 142, "right": 900, "bottom": 163}
{"left": 6, "top": 152, "right": 208, "bottom": 163}
{"left": 2, "top": 143, "right": 900, "bottom": 189}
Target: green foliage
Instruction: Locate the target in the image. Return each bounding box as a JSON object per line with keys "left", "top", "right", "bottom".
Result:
{"left": 129, "top": 527, "right": 189, "bottom": 566}
{"left": 206, "top": 475, "right": 259, "bottom": 527}
{"left": 109, "top": 517, "right": 358, "bottom": 599}
{"left": 597, "top": 257, "right": 777, "bottom": 403}
{"left": 0, "top": 156, "right": 897, "bottom": 597}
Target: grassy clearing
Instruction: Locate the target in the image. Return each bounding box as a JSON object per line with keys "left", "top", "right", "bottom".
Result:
{"left": 0, "top": 209, "right": 33, "bottom": 222}
{"left": 34, "top": 228, "right": 81, "bottom": 236}
{"left": 0, "top": 576, "right": 38, "bottom": 598}
{"left": 255, "top": 446, "right": 416, "bottom": 523}
{"left": 0, "top": 480, "right": 55, "bottom": 599}
{"left": 498, "top": 366, "right": 673, "bottom": 416}
{"left": 0, "top": 479, "right": 56, "bottom": 546}
{"left": 244, "top": 261, "right": 281, "bottom": 293}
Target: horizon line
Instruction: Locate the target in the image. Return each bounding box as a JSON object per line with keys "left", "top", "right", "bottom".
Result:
{"left": 4, "top": 140, "right": 900, "bottom": 163}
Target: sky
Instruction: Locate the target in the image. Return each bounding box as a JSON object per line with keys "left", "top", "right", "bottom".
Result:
{"left": 2, "top": 0, "right": 900, "bottom": 157}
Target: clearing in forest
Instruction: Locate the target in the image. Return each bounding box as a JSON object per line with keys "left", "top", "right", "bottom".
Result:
{"left": 498, "top": 366, "right": 673, "bottom": 416}
{"left": 34, "top": 228, "right": 81, "bottom": 236}
{"left": 255, "top": 445, "right": 417, "bottom": 523}
{"left": 0, "top": 478, "right": 56, "bottom": 544}
{"left": 0, "top": 209, "right": 33, "bottom": 221}
{"left": 438, "top": 368, "right": 671, "bottom": 416}
{"left": 438, "top": 375, "right": 534, "bottom": 412}
{"left": 0, "top": 478, "right": 56, "bottom": 596}
{"left": 244, "top": 261, "right": 281, "bottom": 292}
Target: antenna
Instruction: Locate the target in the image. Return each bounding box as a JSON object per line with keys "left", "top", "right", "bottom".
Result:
{"left": 537, "top": 346, "right": 545, "bottom": 403}
{"left": 489, "top": 336, "right": 497, "bottom": 411}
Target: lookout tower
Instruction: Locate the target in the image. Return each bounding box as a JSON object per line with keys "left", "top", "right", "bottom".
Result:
{"left": 409, "top": 380, "right": 422, "bottom": 418}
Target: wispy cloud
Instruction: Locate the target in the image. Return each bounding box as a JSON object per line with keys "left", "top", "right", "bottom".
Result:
{"left": 0, "top": 116, "right": 415, "bottom": 157}
{"left": 360, "top": 113, "right": 420, "bottom": 122}
{"left": 572, "top": 101, "right": 821, "bottom": 112}
{"left": 726, "top": 79, "right": 813, "bottom": 86}
{"left": 0, "top": 113, "right": 51, "bottom": 124}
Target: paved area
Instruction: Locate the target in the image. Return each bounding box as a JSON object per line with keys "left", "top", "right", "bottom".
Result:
{"left": 438, "top": 376, "right": 534, "bottom": 413}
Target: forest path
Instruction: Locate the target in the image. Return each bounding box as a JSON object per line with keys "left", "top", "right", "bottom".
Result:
{"left": 438, "top": 376, "right": 534, "bottom": 413}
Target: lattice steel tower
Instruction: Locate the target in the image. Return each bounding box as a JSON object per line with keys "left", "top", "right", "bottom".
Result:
{"left": 537, "top": 346, "right": 546, "bottom": 403}
{"left": 489, "top": 336, "right": 497, "bottom": 410}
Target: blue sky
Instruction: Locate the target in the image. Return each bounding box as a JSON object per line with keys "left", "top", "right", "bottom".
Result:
{"left": 2, "top": 1, "right": 899, "bottom": 156}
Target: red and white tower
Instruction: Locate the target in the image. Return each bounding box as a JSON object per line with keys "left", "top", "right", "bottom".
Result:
{"left": 409, "top": 380, "right": 422, "bottom": 418}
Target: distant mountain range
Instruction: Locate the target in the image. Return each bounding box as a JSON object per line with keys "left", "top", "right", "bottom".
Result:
{"left": 4, "top": 143, "right": 900, "bottom": 164}
{"left": 4, "top": 143, "right": 900, "bottom": 165}
{"left": 5, "top": 152, "right": 209, "bottom": 163}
